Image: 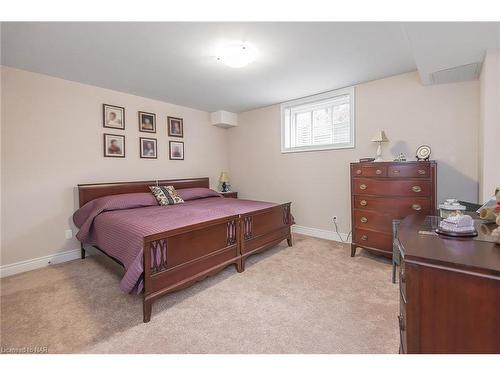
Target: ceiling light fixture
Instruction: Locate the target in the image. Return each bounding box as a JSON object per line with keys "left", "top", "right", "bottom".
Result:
{"left": 216, "top": 43, "right": 257, "bottom": 68}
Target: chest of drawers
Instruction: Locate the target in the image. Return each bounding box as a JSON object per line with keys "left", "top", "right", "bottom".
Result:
{"left": 350, "top": 161, "right": 436, "bottom": 258}
{"left": 397, "top": 214, "right": 500, "bottom": 353}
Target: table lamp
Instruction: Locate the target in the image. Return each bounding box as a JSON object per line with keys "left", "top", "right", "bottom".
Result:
{"left": 219, "top": 172, "right": 230, "bottom": 192}
{"left": 371, "top": 130, "right": 389, "bottom": 162}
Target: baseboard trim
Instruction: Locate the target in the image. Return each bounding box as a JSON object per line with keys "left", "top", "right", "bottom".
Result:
{"left": 0, "top": 248, "right": 83, "bottom": 278}
{"left": 292, "top": 225, "right": 351, "bottom": 244}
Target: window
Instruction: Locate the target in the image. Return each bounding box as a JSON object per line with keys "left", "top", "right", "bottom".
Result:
{"left": 281, "top": 87, "right": 355, "bottom": 153}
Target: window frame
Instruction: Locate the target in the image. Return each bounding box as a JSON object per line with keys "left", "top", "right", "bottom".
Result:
{"left": 280, "top": 86, "right": 356, "bottom": 153}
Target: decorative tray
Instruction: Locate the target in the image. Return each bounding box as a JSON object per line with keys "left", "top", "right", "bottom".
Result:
{"left": 435, "top": 228, "right": 478, "bottom": 237}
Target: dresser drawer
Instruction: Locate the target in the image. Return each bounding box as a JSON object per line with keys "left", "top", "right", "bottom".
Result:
{"left": 388, "top": 164, "right": 430, "bottom": 178}
{"left": 354, "top": 228, "right": 392, "bottom": 251}
{"left": 354, "top": 196, "right": 432, "bottom": 216}
{"left": 353, "top": 209, "right": 393, "bottom": 232}
{"left": 353, "top": 178, "right": 432, "bottom": 197}
{"left": 352, "top": 164, "right": 387, "bottom": 177}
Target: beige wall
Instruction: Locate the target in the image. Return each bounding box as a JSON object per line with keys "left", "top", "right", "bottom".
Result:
{"left": 1, "top": 66, "right": 229, "bottom": 266}
{"left": 479, "top": 48, "right": 500, "bottom": 202}
{"left": 228, "top": 72, "right": 479, "bottom": 234}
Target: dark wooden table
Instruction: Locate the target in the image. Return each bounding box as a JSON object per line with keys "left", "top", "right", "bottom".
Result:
{"left": 397, "top": 214, "right": 500, "bottom": 353}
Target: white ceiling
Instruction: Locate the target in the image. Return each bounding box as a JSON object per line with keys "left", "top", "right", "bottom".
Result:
{"left": 1, "top": 22, "right": 499, "bottom": 113}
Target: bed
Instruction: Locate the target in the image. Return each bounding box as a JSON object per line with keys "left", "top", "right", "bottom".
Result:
{"left": 74, "top": 177, "right": 292, "bottom": 322}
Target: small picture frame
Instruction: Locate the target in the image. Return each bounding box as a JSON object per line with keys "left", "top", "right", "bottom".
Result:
{"left": 103, "top": 133, "right": 125, "bottom": 158}
{"left": 103, "top": 104, "right": 125, "bottom": 130}
{"left": 167, "top": 116, "right": 183, "bottom": 137}
{"left": 138, "top": 111, "right": 156, "bottom": 133}
{"left": 140, "top": 137, "right": 157, "bottom": 159}
{"left": 169, "top": 141, "right": 184, "bottom": 160}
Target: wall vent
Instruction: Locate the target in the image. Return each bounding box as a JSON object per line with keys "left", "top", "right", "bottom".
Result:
{"left": 430, "top": 62, "right": 482, "bottom": 85}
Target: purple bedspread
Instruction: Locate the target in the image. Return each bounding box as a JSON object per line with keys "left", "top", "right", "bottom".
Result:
{"left": 73, "top": 193, "right": 279, "bottom": 293}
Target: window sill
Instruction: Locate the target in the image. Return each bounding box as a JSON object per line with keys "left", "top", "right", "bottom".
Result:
{"left": 281, "top": 143, "right": 355, "bottom": 154}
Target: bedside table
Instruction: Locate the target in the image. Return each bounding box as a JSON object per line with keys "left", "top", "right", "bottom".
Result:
{"left": 220, "top": 191, "right": 238, "bottom": 198}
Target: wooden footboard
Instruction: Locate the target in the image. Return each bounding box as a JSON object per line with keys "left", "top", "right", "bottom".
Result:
{"left": 239, "top": 203, "right": 292, "bottom": 269}
{"left": 142, "top": 215, "right": 242, "bottom": 322}
{"left": 141, "top": 203, "right": 292, "bottom": 322}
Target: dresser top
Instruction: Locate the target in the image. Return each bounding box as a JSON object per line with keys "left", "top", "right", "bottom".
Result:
{"left": 351, "top": 160, "right": 436, "bottom": 165}
{"left": 398, "top": 214, "right": 500, "bottom": 277}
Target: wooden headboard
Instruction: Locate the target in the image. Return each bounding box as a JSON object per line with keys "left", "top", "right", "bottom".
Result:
{"left": 78, "top": 177, "right": 210, "bottom": 207}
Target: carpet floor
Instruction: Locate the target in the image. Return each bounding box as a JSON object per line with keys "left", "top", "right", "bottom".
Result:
{"left": 0, "top": 234, "right": 399, "bottom": 353}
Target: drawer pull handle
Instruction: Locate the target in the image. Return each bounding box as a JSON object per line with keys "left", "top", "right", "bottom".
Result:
{"left": 412, "top": 185, "right": 422, "bottom": 193}
{"left": 398, "top": 315, "right": 406, "bottom": 331}
{"left": 360, "top": 217, "right": 368, "bottom": 223}
{"left": 393, "top": 170, "right": 400, "bottom": 174}
{"left": 361, "top": 235, "right": 368, "bottom": 241}
{"left": 356, "top": 169, "right": 362, "bottom": 175}
{"left": 412, "top": 204, "right": 422, "bottom": 211}
{"left": 360, "top": 199, "right": 368, "bottom": 206}
{"left": 376, "top": 169, "right": 382, "bottom": 175}
{"left": 359, "top": 184, "right": 367, "bottom": 190}
{"left": 418, "top": 169, "right": 426, "bottom": 175}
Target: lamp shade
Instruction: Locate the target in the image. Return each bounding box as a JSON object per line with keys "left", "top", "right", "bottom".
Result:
{"left": 219, "top": 172, "right": 230, "bottom": 183}
{"left": 371, "top": 130, "right": 389, "bottom": 143}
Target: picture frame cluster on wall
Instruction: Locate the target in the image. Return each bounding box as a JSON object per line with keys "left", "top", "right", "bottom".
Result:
{"left": 102, "top": 104, "right": 184, "bottom": 160}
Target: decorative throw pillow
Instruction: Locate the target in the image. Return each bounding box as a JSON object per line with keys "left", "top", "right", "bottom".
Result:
{"left": 177, "top": 187, "right": 223, "bottom": 201}
{"left": 149, "top": 185, "right": 185, "bottom": 206}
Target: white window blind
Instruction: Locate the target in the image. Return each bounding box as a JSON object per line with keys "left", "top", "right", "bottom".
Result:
{"left": 281, "top": 87, "right": 355, "bottom": 153}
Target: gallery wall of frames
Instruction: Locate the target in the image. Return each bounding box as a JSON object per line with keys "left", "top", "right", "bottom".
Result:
{"left": 102, "top": 104, "right": 185, "bottom": 160}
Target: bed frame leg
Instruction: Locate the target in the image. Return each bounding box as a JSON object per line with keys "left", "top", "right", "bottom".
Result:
{"left": 287, "top": 235, "right": 293, "bottom": 247}
{"left": 350, "top": 244, "right": 357, "bottom": 257}
{"left": 239, "top": 258, "right": 246, "bottom": 273}
{"left": 143, "top": 299, "right": 152, "bottom": 323}
{"left": 80, "top": 243, "right": 86, "bottom": 259}
{"left": 236, "top": 258, "right": 244, "bottom": 273}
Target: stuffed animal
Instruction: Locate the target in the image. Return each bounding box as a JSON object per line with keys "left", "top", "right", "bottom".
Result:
{"left": 492, "top": 227, "right": 500, "bottom": 244}
{"left": 496, "top": 188, "right": 500, "bottom": 212}
{"left": 482, "top": 224, "right": 500, "bottom": 244}
{"left": 479, "top": 187, "right": 500, "bottom": 225}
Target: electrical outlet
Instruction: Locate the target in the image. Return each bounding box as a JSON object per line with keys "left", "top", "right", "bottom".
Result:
{"left": 333, "top": 216, "right": 338, "bottom": 222}
{"left": 65, "top": 229, "right": 73, "bottom": 239}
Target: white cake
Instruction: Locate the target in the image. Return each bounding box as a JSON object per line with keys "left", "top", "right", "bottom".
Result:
{"left": 439, "top": 214, "right": 475, "bottom": 233}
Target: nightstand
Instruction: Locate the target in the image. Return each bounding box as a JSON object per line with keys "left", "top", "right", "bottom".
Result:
{"left": 220, "top": 191, "right": 238, "bottom": 198}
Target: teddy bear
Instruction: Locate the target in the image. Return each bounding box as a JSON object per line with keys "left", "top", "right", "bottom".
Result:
{"left": 479, "top": 187, "right": 500, "bottom": 226}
